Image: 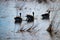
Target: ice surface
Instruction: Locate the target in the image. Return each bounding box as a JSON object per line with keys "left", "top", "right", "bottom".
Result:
{"left": 0, "top": 1, "right": 60, "bottom": 40}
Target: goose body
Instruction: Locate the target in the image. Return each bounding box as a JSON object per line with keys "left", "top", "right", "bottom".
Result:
{"left": 42, "top": 10, "right": 50, "bottom": 20}
{"left": 14, "top": 13, "right": 22, "bottom": 24}
{"left": 26, "top": 12, "right": 34, "bottom": 22}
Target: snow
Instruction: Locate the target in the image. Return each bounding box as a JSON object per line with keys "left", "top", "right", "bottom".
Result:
{"left": 0, "top": 1, "right": 60, "bottom": 40}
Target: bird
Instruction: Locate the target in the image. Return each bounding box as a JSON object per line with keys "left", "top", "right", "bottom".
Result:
{"left": 26, "top": 12, "right": 34, "bottom": 23}
{"left": 43, "top": 0, "right": 47, "bottom": 3}
{"left": 37, "top": 0, "right": 42, "bottom": 3}
{"left": 37, "top": 0, "right": 48, "bottom": 3}
{"left": 14, "top": 13, "right": 22, "bottom": 24}
{"left": 41, "top": 10, "right": 50, "bottom": 20}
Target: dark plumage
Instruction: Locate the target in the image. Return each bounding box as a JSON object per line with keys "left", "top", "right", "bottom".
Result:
{"left": 42, "top": 10, "right": 50, "bottom": 20}
{"left": 14, "top": 13, "right": 22, "bottom": 24}
{"left": 26, "top": 12, "right": 34, "bottom": 23}
{"left": 37, "top": 0, "right": 42, "bottom": 3}
{"left": 43, "top": 0, "right": 47, "bottom": 3}
{"left": 37, "top": 0, "right": 48, "bottom": 3}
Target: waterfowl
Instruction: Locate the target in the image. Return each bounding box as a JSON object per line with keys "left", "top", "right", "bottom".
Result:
{"left": 37, "top": 0, "right": 48, "bottom": 3}
{"left": 14, "top": 13, "right": 22, "bottom": 24}
{"left": 41, "top": 10, "right": 50, "bottom": 20}
{"left": 37, "top": 0, "right": 42, "bottom": 3}
{"left": 43, "top": 0, "right": 47, "bottom": 3}
{"left": 26, "top": 12, "right": 34, "bottom": 23}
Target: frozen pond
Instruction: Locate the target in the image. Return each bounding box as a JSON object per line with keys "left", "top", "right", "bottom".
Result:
{"left": 0, "top": 1, "right": 60, "bottom": 40}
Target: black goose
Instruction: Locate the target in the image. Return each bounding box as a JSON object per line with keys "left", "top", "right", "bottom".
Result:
{"left": 41, "top": 10, "right": 50, "bottom": 20}
{"left": 14, "top": 13, "right": 22, "bottom": 24}
{"left": 37, "top": 0, "right": 42, "bottom": 3}
{"left": 26, "top": 12, "right": 34, "bottom": 23}
{"left": 37, "top": 0, "right": 48, "bottom": 3}
{"left": 43, "top": 0, "right": 47, "bottom": 3}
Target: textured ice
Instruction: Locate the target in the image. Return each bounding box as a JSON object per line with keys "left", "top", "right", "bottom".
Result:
{"left": 0, "top": 1, "right": 60, "bottom": 40}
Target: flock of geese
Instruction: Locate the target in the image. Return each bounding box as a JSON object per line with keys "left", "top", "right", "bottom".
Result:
{"left": 14, "top": 12, "right": 35, "bottom": 24}
{"left": 14, "top": 10, "right": 50, "bottom": 32}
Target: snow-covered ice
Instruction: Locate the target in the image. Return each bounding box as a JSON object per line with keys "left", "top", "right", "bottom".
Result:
{"left": 0, "top": 1, "right": 60, "bottom": 40}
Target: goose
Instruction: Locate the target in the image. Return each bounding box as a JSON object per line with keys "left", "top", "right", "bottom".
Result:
{"left": 14, "top": 13, "right": 22, "bottom": 24}
{"left": 41, "top": 10, "right": 50, "bottom": 20}
{"left": 37, "top": 0, "right": 48, "bottom": 3}
{"left": 43, "top": 0, "right": 47, "bottom": 3}
{"left": 26, "top": 12, "right": 34, "bottom": 23}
